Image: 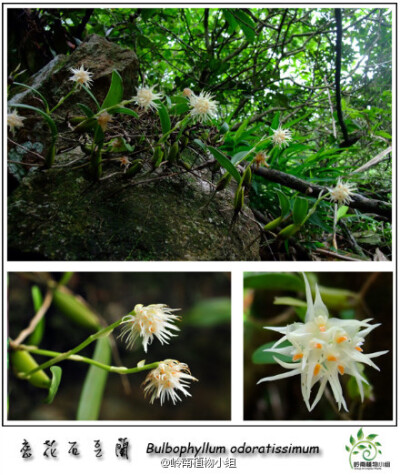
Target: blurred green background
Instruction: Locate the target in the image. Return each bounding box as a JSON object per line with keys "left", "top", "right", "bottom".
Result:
{"left": 8, "top": 272, "right": 231, "bottom": 421}
{"left": 244, "top": 272, "right": 393, "bottom": 421}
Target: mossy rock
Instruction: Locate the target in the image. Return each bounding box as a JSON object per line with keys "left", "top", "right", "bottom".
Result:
{"left": 8, "top": 150, "right": 260, "bottom": 261}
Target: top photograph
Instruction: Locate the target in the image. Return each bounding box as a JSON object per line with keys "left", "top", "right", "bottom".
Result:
{"left": 7, "top": 7, "right": 392, "bottom": 261}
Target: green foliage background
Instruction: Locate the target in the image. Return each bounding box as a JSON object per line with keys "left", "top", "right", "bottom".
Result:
{"left": 8, "top": 7, "right": 392, "bottom": 258}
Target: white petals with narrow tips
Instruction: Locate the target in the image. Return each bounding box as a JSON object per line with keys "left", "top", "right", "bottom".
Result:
{"left": 69, "top": 65, "right": 93, "bottom": 88}
{"left": 189, "top": 91, "right": 218, "bottom": 122}
{"left": 7, "top": 110, "right": 25, "bottom": 134}
{"left": 143, "top": 359, "right": 198, "bottom": 405}
{"left": 257, "top": 273, "right": 388, "bottom": 412}
{"left": 132, "top": 86, "right": 162, "bottom": 111}
{"left": 329, "top": 178, "right": 357, "bottom": 205}
{"left": 271, "top": 126, "right": 292, "bottom": 148}
{"left": 119, "top": 304, "right": 180, "bottom": 353}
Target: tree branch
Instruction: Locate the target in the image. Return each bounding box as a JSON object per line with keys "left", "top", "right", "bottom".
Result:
{"left": 334, "top": 8, "right": 350, "bottom": 144}
{"left": 251, "top": 166, "right": 391, "bottom": 221}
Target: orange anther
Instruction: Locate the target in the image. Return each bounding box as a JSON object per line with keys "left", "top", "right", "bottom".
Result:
{"left": 355, "top": 346, "right": 363, "bottom": 352}
{"left": 338, "top": 365, "right": 345, "bottom": 375}
{"left": 292, "top": 353, "right": 303, "bottom": 361}
{"left": 314, "top": 343, "right": 322, "bottom": 349}
{"left": 327, "top": 355, "right": 337, "bottom": 362}
{"left": 319, "top": 325, "right": 326, "bottom": 332}
{"left": 336, "top": 336, "right": 348, "bottom": 344}
{"left": 313, "top": 364, "right": 321, "bottom": 376}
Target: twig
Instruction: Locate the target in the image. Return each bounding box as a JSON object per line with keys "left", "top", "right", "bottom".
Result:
{"left": 324, "top": 75, "right": 337, "bottom": 139}
{"left": 11, "top": 289, "right": 53, "bottom": 346}
{"left": 7, "top": 138, "right": 45, "bottom": 161}
{"left": 351, "top": 146, "right": 392, "bottom": 174}
{"left": 313, "top": 248, "right": 362, "bottom": 261}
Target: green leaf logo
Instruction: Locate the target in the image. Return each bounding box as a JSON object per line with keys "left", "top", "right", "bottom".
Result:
{"left": 347, "top": 428, "right": 382, "bottom": 469}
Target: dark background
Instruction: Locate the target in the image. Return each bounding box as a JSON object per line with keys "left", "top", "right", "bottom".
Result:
{"left": 244, "top": 272, "right": 393, "bottom": 421}
{"left": 8, "top": 272, "right": 231, "bottom": 421}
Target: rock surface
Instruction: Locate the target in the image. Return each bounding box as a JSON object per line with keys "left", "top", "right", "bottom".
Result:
{"left": 8, "top": 34, "right": 260, "bottom": 261}
{"left": 9, "top": 34, "right": 139, "bottom": 110}
{"left": 8, "top": 150, "right": 260, "bottom": 261}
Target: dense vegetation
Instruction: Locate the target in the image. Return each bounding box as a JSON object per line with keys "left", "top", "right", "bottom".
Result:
{"left": 8, "top": 8, "right": 392, "bottom": 260}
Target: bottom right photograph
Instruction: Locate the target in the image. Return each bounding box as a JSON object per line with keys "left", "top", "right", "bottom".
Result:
{"left": 243, "top": 272, "right": 393, "bottom": 421}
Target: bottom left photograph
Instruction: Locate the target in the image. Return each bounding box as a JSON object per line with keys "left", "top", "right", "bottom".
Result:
{"left": 7, "top": 272, "right": 231, "bottom": 421}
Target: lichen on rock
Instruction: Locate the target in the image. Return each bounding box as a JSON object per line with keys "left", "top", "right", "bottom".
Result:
{"left": 8, "top": 149, "right": 260, "bottom": 261}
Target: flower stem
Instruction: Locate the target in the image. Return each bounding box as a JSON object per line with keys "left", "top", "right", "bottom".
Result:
{"left": 156, "top": 114, "right": 191, "bottom": 145}
{"left": 14, "top": 344, "right": 159, "bottom": 375}
{"left": 50, "top": 85, "right": 77, "bottom": 113}
{"left": 300, "top": 191, "right": 330, "bottom": 226}
{"left": 20, "top": 318, "right": 125, "bottom": 378}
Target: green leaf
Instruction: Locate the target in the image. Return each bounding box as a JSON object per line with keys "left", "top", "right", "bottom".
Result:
{"left": 44, "top": 366, "right": 62, "bottom": 404}
{"left": 223, "top": 9, "right": 238, "bottom": 35}
{"left": 170, "top": 103, "right": 189, "bottom": 115}
{"left": 271, "top": 112, "right": 281, "bottom": 130}
{"left": 336, "top": 205, "right": 349, "bottom": 220}
{"left": 219, "top": 122, "right": 230, "bottom": 134}
{"left": 76, "top": 337, "right": 111, "bottom": 420}
{"left": 77, "top": 103, "right": 94, "bottom": 118}
{"left": 234, "top": 118, "right": 249, "bottom": 144}
{"left": 358, "top": 444, "right": 366, "bottom": 449}
{"left": 157, "top": 101, "right": 171, "bottom": 134}
{"left": 109, "top": 106, "right": 139, "bottom": 118}
{"left": 367, "top": 434, "right": 378, "bottom": 441}
{"left": 277, "top": 190, "right": 290, "bottom": 216}
{"left": 27, "top": 286, "right": 45, "bottom": 346}
{"left": 244, "top": 272, "right": 303, "bottom": 291}
{"left": 350, "top": 435, "right": 356, "bottom": 445}
{"left": 11, "top": 104, "right": 58, "bottom": 140}
{"left": 345, "top": 445, "right": 350, "bottom": 452}
{"left": 274, "top": 296, "right": 307, "bottom": 308}
{"left": 357, "top": 428, "right": 364, "bottom": 440}
{"left": 101, "top": 70, "right": 123, "bottom": 110}
{"left": 185, "top": 298, "right": 231, "bottom": 327}
{"left": 59, "top": 272, "right": 74, "bottom": 286}
{"left": 293, "top": 197, "right": 309, "bottom": 225}
{"left": 82, "top": 85, "right": 100, "bottom": 110}
{"left": 285, "top": 111, "right": 312, "bottom": 128}
{"left": 231, "top": 150, "right": 251, "bottom": 165}
{"left": 13, "top": 81, "right": 50, "bottom": 113}
{"left": 252, "top": 340, "right": 292, "bottom": 364}
{"left": 375, "top": 130, "right": 392, "bottom": 140}
{"left": 207, "top": 146, "right": 241, "bottom": 182}
{"left": 263, "top": 216, "right": 282, "bottom": 231}
{"left": 231, "top": 9, "right": 256, "bottom": 42}
{"left": 277, "top": 223, "right": 301, "bottom": 239}
{"left": 193, "top": 138, "right": 207, "bottom": 151}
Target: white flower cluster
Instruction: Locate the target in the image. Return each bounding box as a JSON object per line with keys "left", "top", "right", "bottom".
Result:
{"left": 143, "top": 359, "right": 198, "bottom": 405}
{"left": 329, "top": 178, "right": 357, "bottom": 205}
{"left": 271, "top": 126, "right": 292, "bottom": 148}
{"left": 119, "top": 304, "right": 197, "bottom": 406}
{"left": 69, "top": 65, "right": 93, "bottom": 88}
{"left": 119, "top": 304, "right": 180, "bottom": 353}
{"left": 258, "top": 273, "right": 388, "bottom": 412}
{"left": 132, "top": 86, "right": 162, "bottom": 111}
{"left": 7, "top": 110, "right": 25, "bottom": 134}
{"left": 187, "top": 90, "right": 218, "bottom": 123}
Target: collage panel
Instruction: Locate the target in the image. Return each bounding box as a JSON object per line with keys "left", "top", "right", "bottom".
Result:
{"left": 243, "top": 272, "right": 393, "bottom": 421}
{"left": 6, "top": 7, "right": 392, "bottom": 263}
{"left": 7, "top": 272, "right": 231, "bottom": 422}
